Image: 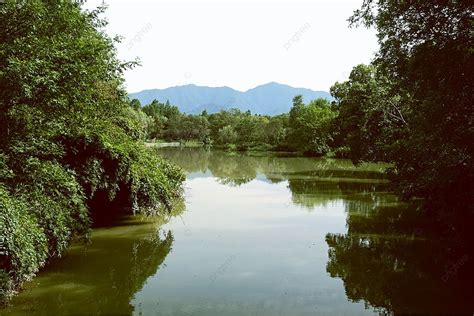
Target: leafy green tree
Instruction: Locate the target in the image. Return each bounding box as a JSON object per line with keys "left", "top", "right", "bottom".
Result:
{"left": 186, "top": 115, "right": 210, "bottom": 142}
{"left": 233, "top": 113, "right": 263, "bottom": 150}
{"left": 264, "top": 114, "right": 289, "bottom": 148}
{"left": 0, "top": 0, "right": 184, "bottom": 300}
{"left": 142, "top": 99, "right": 184, "bottom": 140}
{"left": 288, "top": 96, "right": 337, "bottom": 155}
{"left": 349, "top": 0, "right": 473, "bottom": 208}
{"left": 216, "top": 125, "right": 238, "bottom": 149}
{"left": 130, "top": 98, "right": 142, "bottom": 111}
{"left": 330, "top": 64, "right": 406, "bottom": 162}
{"left": 208, "top": 109, "right": 240, "bottom": 144}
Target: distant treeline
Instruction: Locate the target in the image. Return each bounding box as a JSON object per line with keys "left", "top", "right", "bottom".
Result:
{"left": 130, "top": 96, "right": 336, "bottom": 154}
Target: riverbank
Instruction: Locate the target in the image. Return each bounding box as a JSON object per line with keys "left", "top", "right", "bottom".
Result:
{"left": 145, "top": 140, "right": 203, "bottom": 148}
{"left": 145, "top": 140, "right": 350, "bottom": 159}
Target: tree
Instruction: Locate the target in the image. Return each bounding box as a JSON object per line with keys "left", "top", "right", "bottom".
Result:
{"left": 330, "top": 64, "right": 407, "bottom": 162}
{"left": 233, "top": 112, "right": 261, "bottom": 150}
{"left": 130, "top": 98, "right": 141, "bottom": 111}
{"left": 288, "top": 96, "right": 337, "bottom": 155}
{"left": 349, "top": 0, "right": 474, "bottom": 208}
{"left": 208, "top": 109, "right": 240, "bottom": 144}
{"left": 0, "top": 0, "right": 184, "bottom": 300}
{"left": 264, "top": 114, "right": 289, "bottom": 148}
{"left": 216, "top": 125, "right": 238, "bottom": 148}
{"left": 142, "top": 99, "right": 183, "bottom": 140}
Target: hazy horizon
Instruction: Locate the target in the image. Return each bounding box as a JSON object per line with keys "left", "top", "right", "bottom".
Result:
{"left": 129, "top": 81, "right": 332, "bottom": 94}
{"left": 84, "top": 0, "right": 378, "bottom": 93}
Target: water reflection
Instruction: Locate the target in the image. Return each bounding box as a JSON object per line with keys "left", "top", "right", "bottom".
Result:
{"left": 157, "top": 147, "right": 389, "bottom": 210}
{"left": 326, "top": 203, "right": 474, "bottom": 314}
{"left": 159, "top": 147, "right": 474, "bottom": 314}
{"left": 4, "top": 217, "right": 174, "bottom": 315}
{"left": 5, "top": 147, "right": 471, "bottom": 315}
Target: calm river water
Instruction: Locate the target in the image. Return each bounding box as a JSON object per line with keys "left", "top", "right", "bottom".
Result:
{"left": 3, "top": 148, "right": 473, "bottom": 315}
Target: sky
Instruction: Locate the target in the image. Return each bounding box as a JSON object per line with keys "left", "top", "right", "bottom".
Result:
{"left": 84, "top": 0, "right": 378, "bottom": 93}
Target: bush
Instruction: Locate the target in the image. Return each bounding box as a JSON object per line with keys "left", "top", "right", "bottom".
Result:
{"left": 0, "top": 186, "right": 47, "bottom": 302}
{"left": 0, "top": 1, "right": 185, "bottom": 301}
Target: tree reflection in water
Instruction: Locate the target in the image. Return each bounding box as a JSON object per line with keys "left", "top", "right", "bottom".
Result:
{"left": 326, "top": 203, "right": 474, "bottom": 314}
{"left": 159, "top": 147, "right": 474, "bottom": 314}
{"left": 157, "top": 146, "right": 389, "bottom": 209}
{"left": 4, "top": 216, "right": 174, "bottom": 315}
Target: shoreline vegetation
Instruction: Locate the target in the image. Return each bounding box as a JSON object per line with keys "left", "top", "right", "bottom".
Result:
{"left": 0, "top": 2, "right": 185, "bottom": 302}
{"left": 1, "top": 0, "right": 472, "bottom": 307}
{"left": 146, "top": 140, "right": 366, "bottom": 163}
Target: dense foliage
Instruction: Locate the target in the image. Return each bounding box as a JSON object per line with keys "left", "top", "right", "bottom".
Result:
{"left": 0, "top": 0, "right": 184, "bottom": 301}
{"left": 332, "top": 0, "right": 473, "bottom": 210}
{"left": 287, "top": 96, "right": 337, "bottom": 154}
{"left": 139, "top": 96, "right": 336, "bottom": 155}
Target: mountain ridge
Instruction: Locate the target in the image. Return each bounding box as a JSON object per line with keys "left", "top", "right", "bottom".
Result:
{"left": 129, "top": 82, "right": 333, "bottom": 115}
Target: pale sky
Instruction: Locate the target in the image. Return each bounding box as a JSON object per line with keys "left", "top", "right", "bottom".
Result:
{"left": 84, "top": 0, "right": 378, "bottom": 93}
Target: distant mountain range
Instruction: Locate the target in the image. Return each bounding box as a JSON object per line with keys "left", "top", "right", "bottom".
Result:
{"left": 129, "top": 82, "right": 332, "bottom": 115}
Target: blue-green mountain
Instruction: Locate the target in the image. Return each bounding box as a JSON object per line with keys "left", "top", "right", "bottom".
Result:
{"left": 129, "top": 82, "right": 332, "bottom": 115}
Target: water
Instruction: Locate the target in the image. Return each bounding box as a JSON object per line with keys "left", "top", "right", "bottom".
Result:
{"left": 3, "top": 148, "right": 473, "bottom": 315}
